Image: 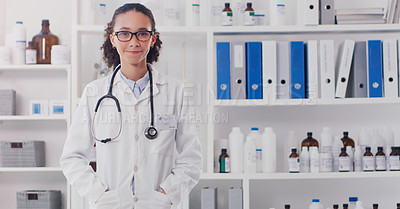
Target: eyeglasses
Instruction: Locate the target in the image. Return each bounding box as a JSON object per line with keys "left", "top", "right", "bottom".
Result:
{"left": 114, "top": 31, "right": 154, "bottom": 42}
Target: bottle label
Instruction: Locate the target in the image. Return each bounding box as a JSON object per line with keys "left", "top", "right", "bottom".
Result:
{"left": 310, "top": 157, "right": 320, "bottom": 172}
{"left": 320, "top": 155, "right": 333, "bottom": 172}
{"left": 375, "top": 156, "right": 386, "bottom": 170}
{"left": 220, "top": 157, "right": 230, "bottom": 172}
{"left": 25, "top": 49, "right": 37, "bottom": 64}
{"left": 192, "top": 4, "right": 200, "bottom": 15}
{"left": 321, "top": 145, "right": 332, "bottom": 154}
{"left": 338, "top": 156, "right": 350, "bottom": 171}
{"left": 363, "top": 156, "right": 375, "bottom": 171}
{"left": 244, "top": 11, "right": 255, "bottom": 25}
{"left": 354, "top": 156, "right": 363, "bottom": 172}
{"left": 222, "top": 11, "right": 233, "bottom": 26}
{"left": 164, "top": 8, "right": 180, "bottom": 20}
{"left": 211, "top": 6, "right": 223, "bottom": 17}
{"left": 277, "top": 4, "right": 286, "bottom": 16}
{"left": 389, "top": 156, "right": 400, "bottom": 170}
{"left": 288, "top": 157, "right": 300, "bottom": 172}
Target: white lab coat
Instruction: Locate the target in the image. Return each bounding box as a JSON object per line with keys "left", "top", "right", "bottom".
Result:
{"left": 60, "top": 66, "right": 203, "bottom": 209}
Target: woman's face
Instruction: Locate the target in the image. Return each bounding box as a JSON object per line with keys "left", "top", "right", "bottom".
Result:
{"left": 110, "top": 10, "right": 156, "bottom": 67}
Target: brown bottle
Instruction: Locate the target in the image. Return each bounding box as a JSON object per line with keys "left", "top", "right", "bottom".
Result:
{"left": 288, "top": 148, "right": 300, "bottom": 173}
{"left": 223, "top": 3, "right": 232, "bottom": 12}
{"left": 373, "top": 203, "right": 378, "bottom": 209}
{"left": 339, "top": 147, "right": 350, "bottom": 172}
{"left": 343, "top": 204, "right": 349, "bottom": 209}
{"left": 397, "top": 203, "right": 400, "bottom": 209}
{"left": 301, "top": 132, "right": 319, "bottom": 148}
{"left": 219, "top": 149, "right": 230, "bottom": 173}
{"left": 32, "top": 19, "right": 59, "bottom": 64}
{"left": 363, "top": 147, "right": 374, "bottom": 172}
{"left": 375, "top": 146, "right": 386, "bottom": 171}
{"left": 341, "top": 131, "right": 355, "bottom": 148}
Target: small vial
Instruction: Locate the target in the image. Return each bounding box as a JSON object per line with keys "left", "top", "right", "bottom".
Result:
{"left": 25, "top": 41, "right": 37, "bottom": 64}
{"left": 375, "top": 146, "right": 386, "bottom": 171}
{"left": 219, "top": 149, "right": 230, "bottom": 173}
{"left": 244, "top": 2, "right": 255, "bottom": 26}
{"left": 222, "top": 3, "right": 233, "bottom": 26}
{"left": 288, "top": 148, "right": 300, "bottom": 173}
{"left": 363, "top": 147, "right": 375, "bottom": 172}
{"left": 339, "top": 147, "right": 350, "bottom": 172}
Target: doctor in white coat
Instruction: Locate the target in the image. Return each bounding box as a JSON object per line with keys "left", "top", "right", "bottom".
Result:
{"left": 60, "top": 3, "right": 202, "bottom": 209}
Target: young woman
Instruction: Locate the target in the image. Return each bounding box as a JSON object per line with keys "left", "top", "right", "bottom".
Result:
{"left": 60, "top": 3, "right": 202, "bottom": 209}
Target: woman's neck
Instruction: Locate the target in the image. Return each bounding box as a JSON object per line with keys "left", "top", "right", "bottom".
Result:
{"left": 120, "top": 61, "right": 148, "bottom": 82}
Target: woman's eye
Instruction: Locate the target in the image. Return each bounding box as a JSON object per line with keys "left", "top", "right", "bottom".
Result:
{"left": 120, "top": 32, "right": 130, "bottom": 36}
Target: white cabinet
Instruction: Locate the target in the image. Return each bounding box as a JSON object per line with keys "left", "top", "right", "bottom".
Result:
{"left": 0, "top": 64, "right": 70, "bottom": 209}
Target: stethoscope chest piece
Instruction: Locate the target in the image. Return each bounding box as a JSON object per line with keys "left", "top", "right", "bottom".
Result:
{"left": 144, "top": 126, "right": 158, "bottom": 140}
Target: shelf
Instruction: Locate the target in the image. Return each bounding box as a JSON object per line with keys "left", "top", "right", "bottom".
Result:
{"left": 202, "top": 172, "right": 400, "bottom": 180}
{"left": 73, "top": 24, "right": 400, "bottom": 35}
{"left": 213, "top": 97, "right": 400, "bottom": 106}
{"left": 0, "top": 64, "right": 70, "bottom": 72}
{"left": 0, "top": 167, "right": 62, "bottom": 172}
{"left": 0, "top": 115, "right": 68, "bottom": 121}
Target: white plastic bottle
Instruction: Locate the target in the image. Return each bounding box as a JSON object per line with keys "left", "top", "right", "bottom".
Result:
{"left": 261, "top": 127, "right": 276, "bottom": 173}
{"left": 349, "top": 197, "right": 358, "bottom": 209}
{"left": 191, "top": 0, "right": 200, "bottom": 26}
{"left": 309, "top": 146, "right": 320, "bottom": 173}
{"left": 80, "top": 0, "right": 96, "bottom": 24}
{"left": 381, "top": 126, "right": 394, "bottom": 168}
{"left": 284, "top": 131, "right": 298, "bottom": 172}
{"left": 163, "top": 0, "right": 181, "bottom": 26}
{"left": 269, "top": 0, "right": 286, "bottom": 25}
{"left": 309, "top": 199, "right": 324, "bottom": 209}
{"left": 353, "top": 145, "right": 363, "bottom": 172}
{"left": 346, "top": 146, "right": 354, "bottom": 171}
{"left": 354, "top": 201, "right": 364, "bottom": 209}
{"left": 300, "top": 146, "right": 310, "bottom": 173}
{"left": 319, "top": 153, "right": 333, "bottom": 172}
{"left": 243, "top": 131, "right": 257, "bottom": 173}
{"left": 12, "top": 21, "right": 26, "bottom": 65}
{"left": 358, "top": 127, "right": 370, "bottom": 153}
{"left": 246, "top": 128, "right": 263, "bottom": 173}
{"left": 229, "top": 127, "right": 244, "bottom": 173}
{"left": 320, "top": 126, "right": 333, "bottom": 154}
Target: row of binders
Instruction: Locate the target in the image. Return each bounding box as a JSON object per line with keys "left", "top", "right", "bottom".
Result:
{"left": 216, "top": 39, "right": 400, "bottom": 100}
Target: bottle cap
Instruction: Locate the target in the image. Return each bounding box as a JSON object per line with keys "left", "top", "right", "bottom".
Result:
{"left": 251, "top": 127, "right": 259, "bottom": 131}
{"left": 377, "top": 146, "right": 383, "bottom": 151}
{"left": 349, "top": 197, "right": 358, "bottom": 202}
{"left": 333, "top": 205, "right": 339, "bottom": 208}
{"left": 343, "top": 204, "right": 348, "bottom": 207}
{"left": 312, "top": 199, "right": 320, "bottom": 202}
{"left": 247, "top": 2, "right": 252, "bottom": 7}
{"left": 366, "top": 147, "right": 371, "bottom": 151}
{"left": 16, "top": 21, "right": 23, "bottom": 24}
{"left": 397, "top": 203, "right": 400, "bottom": 207}
{"left": 42, "top": 19, "right": 50, "bottom": 26}
{"left": 225, "top": 3, "right": 230, "bottom": 7}
{"left": 221, "top": 148, "right": 227, "bottom": 152}
{"left": 341, "top": 147, "right": 346, "bottom": 152}
{"left": 284, "top": 205, "right": 290, "bottom": 209}
{"left": 373, "top": 203, "right": 378, "bottom": 207}
{"left": 343, "top": 131, "right": 349, "bottom": 135}
{"left": 291, "top": 148, "right": 297, "bottom": 152}
{"left": 307, "top": 132, "right": 313, "bottom": 136}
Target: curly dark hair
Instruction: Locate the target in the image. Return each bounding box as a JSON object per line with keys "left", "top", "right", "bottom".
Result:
{"left": 101, "top": 3, "right": 162, "bottom": 69}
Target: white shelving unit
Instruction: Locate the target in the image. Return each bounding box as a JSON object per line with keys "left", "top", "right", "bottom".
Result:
{"left": 0, "top": 63, "right": 70, "bottom": 209}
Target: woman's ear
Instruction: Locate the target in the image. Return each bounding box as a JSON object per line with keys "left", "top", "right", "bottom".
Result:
{"left": 150, "top": 33, "right": 157, "bottom": 47}
{"left": 110, "top": 34, "right": 116, "bottom": 48}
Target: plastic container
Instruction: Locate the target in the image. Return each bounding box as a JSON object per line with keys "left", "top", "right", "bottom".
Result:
{"left": 12, "top": 21, "right": 26, "bottom": 65}
{"left": 332, "top": 136, "right": 343, "bottom": 172}
{"left": 309, "top": 146, "right": 320, "bottom": 173}
{"left": 320, "top": 127, "right": 333, "bottom": 154}
{"left": 261, "top": 127, "right": 276, "bottom": 173}
{"left": 51, "top": 45, "right": 70, "bottom": 65}
{"left": 300, "top": 146, "right": 310, "bottom": 173}
{"left": 191, "top": 0, "right": 200, "bottom": 26}
{"left": 269, "top": 0, "right": 286, "bottom": 25}
{"left": 229, "top": 127, "right": 244, "bottom": 173}
{"left": 244, "top": 130, "right": 256, "bottom": 173}
{"left": 354, "top": 145, "right": 363, "bottom": 172}
{"left": 319, "top": 153, "right": 333, "bottom": 172}
{"left": 247, "top": 128, "right": 263, "bottom": 173}
{"left": 0, "top": 47, "right": 12, "bottom": 65}
{"left": 309, "top": 199, "right": 324, "bottom": 209}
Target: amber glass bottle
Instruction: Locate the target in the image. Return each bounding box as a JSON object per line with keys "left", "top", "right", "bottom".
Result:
{"left": 219, "top": 149, "right": 230, "bottom": 173}
{"left": 375, "top": 146, "right": 386, "bottom": 171}
{"left": 301, "top": 132, "right": 319, "bottom": 148}
{"left": 288, "top": 148, "right": 300, "bottom": 173}
{"left": 341, "top": 131, "right": 355, "bottom": 148}
{"left": 32, "top": 19, "right": 59, "bottom": 64}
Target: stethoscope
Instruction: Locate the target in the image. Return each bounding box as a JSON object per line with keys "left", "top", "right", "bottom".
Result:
{"left": 91, "top": 64, "right": 158, "bottom": 143}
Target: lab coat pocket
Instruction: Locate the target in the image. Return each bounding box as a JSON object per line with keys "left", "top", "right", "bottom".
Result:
{"left": 152, "top": 190, "right": 172, "bottom": 209}
{"left": 95, "top": 190, "right": 120, "bottom": 209}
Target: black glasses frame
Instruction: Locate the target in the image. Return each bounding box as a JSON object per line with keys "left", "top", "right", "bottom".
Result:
{"left": 114, "top": 30, "right": 154, "bottom": 42}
